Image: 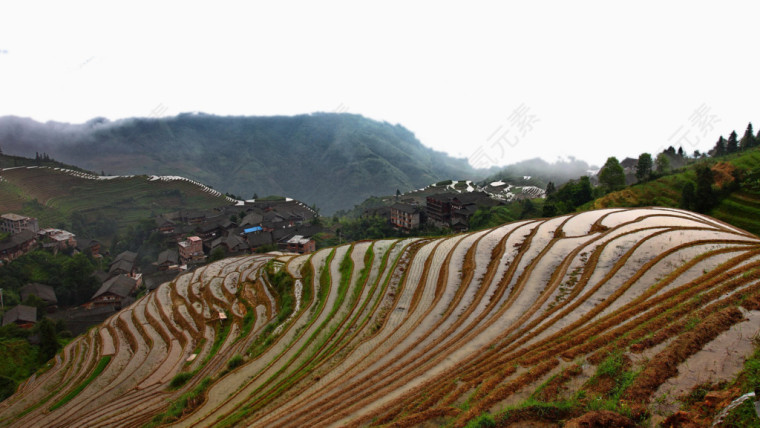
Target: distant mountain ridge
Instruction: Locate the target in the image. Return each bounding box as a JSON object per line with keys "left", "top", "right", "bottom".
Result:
{"left": 0, "top": 113, "right": 483, "bottom": 213}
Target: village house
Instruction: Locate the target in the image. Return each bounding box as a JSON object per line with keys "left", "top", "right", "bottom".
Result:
{"left": 245, "top": 231, "right": 274, "bottom": 252}
{"left": 76, "top": 238, "right": 101, "bottom": 257}
{"left": 108, "top": 251, "right": 138, "bottom": 278}
{"left": 209, "top": 234, "right": 248, "bottom": 254}
{"left": 156, "top": 217, "right": 175, "bottom": 234}
{"left": 390, "top": 203, "right": 421, "bottom": 231}
{"left": 285, "top": 235, "right": 316, "bottom": 254}
{"left": 20, "top": 283, "right": 58, "bottom": 311}
{"left": 178, "top": 236, "right": 205, "bottom": 264}
{"left": 2, "top": 305, "right": 37, "bottom": 328}
{"left": 156, "top": 249, "right": 179, "bottom": 271}
{"left": 425, "top": 194, "right": 455, "bottom": 225}
{"left": 91, "top": 275, "right": 138, "bottom": 309}
{"left": 0, "top": 230, "right": 38, "bottom": 263}
{"left": 0, "top": 213, "right": 39, "bottom": 235}
{"left": 37, "top": 228, "right": 77, "bottom": 252}
{"left": 182, "top": 211, "right": 207, "bottom": 225}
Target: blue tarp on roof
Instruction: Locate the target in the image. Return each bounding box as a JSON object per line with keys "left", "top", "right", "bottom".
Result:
{"left": 244, "top": 226, "right": 263, "bottom": 234}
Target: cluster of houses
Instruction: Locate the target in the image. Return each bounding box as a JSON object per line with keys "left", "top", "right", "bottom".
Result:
{"left": 154, "top": 199, "right": 322, "bottom": 267}
{"left": 1, "top": 199, "right": 324, "bottom": 332}
{"left": 1, "top": 250, "right": 142, "bottom": 331}
{"left": 0, "top": 213, "right": 80, "bottom": 264}
{"left": 386, "top": 191, "right": 504, "bottom": 233}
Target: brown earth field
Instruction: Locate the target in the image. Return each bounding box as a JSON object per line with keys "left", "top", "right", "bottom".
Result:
{"left": 3, "top": 208, "right": 760, "bottom": 427}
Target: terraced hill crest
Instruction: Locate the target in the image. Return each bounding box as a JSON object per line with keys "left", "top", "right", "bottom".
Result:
{"left": 0, "top": 165, "right": 233, "bottom": 238}
{"left": 2, "top": 208, "right": 760, "bottom": 427}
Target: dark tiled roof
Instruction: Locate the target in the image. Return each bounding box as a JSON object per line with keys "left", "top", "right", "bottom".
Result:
{"left": 112, "top": 251, "right": 138, "bottom": 265}
{"left": 75, "top": 238, "right": 99, "bottom": 251}
{"left": 157, "top": 249, "right": 178, "bottom": 265}
{"left": 2, "top": 305, "right": 37, "bottom": 326}
{"left": 20, "top": 283, "right": 57, "bottom": 305}
{"left": 246, "top": 232, "right": 273, "bottom": 248}
{"left": 239, "top": 212, "right": 263, "bottom": 227}
{"left": 92, "top": 275, "right": 136, "bottom": 300}
{"left": 144, "top": 271, "right": 179, "bottom": 291}
{"left": 93, "top": 270, "right": 109, "bottom": 284}
{"left": 109, "top": 259, "right": 135, "bottom": 275}
{"left": 0, "top": 230, "right": 37, "bottom": 251}
{"left": 391, "top": 203, "right": 420, "bottom": 214}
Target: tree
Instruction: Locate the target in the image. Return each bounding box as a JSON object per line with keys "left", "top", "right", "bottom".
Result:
{"left": 62, "top": 253, "right": 97, "bottom": 305}
{"left": 655, "top": 153, "right": 670, "bottom": 175}
{"left": 635, "top": 153, "right": 653, "bottom": 182}
{"left": 740, "top": 123, "right": 756, "bottom": 150}
{"left": 575, "top": 176, "right": 593, "bottom": 206}
{"left": 694, "top": 164, "right": 715, "bottom": 213}
{"left": 22, "top": 294, "right": 46, "bottom": 318}
{"left": 599, "top": 157, "right": 625, "bottom": 191}
{"left": 209, "top": 247, "right": 226, "bottom": 262}
{"left": 519, "top": 199, "right": 538, "bottom": 219}
{"left": 680, "top": 182, "right": 696, "bottom": 211}
{"left": 726, "top": 131, "right": 739, "bottom": 153}
{"left": 37, "top": 318, "right": 60, "bottom": 363}
{"left": 545, "top": 181, "right": 556, "bottom": 196}
{"left": 713, "top": 136, "right": 726, "bottom": 157}
{"left": 677, "top": 146, "right": 684, "bottom": 157}
{"left": 542, "top": 203, "right": 557, "bottom": 217}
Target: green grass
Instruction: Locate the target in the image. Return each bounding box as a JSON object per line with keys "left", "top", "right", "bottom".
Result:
{"left": 49, "top": 355, "right": 111, "bottom": 411}
{"left": 236, "top": 302, "right": 256, "bottom": 343}
{"left": 720, "top": 399, "right": 760, "bottom": 427}
{"left": 227, "top": 354, "right": 244, "bottom": 370}
{"left": 464, "top": 412, "right": 495, "bottom": 427}
{"left": 143, "top": 377, "right": 212, "bottom": 428}
{"left": 169, "top": 371, "right": 194, "bottom": 390}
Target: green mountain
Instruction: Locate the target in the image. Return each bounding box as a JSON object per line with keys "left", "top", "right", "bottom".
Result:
{"left": 0, "top": 113, "right": 481, "bottom": 214}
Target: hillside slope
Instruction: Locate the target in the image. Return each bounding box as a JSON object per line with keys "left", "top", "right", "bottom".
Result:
{"left": 0, "top": 165, "right": 232, "bottom": 239}
{"left": 589, "top": 149, "right": 760, "bottom": 236}
{"left": 0, "top": 113, "right": 480, "bottom": 214}
{"left": 2, "top": 208, "right": 760, "bottom": 427}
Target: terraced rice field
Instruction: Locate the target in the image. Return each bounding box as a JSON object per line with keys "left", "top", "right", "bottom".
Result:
{"left": 0, "top": 166, "right": 231, "bottom": 235}
{"left": 3, "top": 208, "right": 760, "bottom": 427}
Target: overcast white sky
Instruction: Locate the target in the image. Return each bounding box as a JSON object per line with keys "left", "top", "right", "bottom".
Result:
{"left": 1, "top": 1, "right": 758, "bottom": 168}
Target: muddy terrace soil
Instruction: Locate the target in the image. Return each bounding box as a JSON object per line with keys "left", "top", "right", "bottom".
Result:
{"left": 2, "top": 208, "right": 760, "bottom": 427}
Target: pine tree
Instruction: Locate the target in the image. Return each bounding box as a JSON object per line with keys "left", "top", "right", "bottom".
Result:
{"left": 740, "top": 123, "right": 756, "bottom": 150}
{"left": 726, "top": 131, "right": 739, "bottom": 153}
{"left": 635, "top": 153, "right": 653, "bottom": 182}
{"left": 677, "top": 146, "right": 684, "bottom": 157}
{"left": 713, "top": 136, "right": 726, "bottom": 157}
